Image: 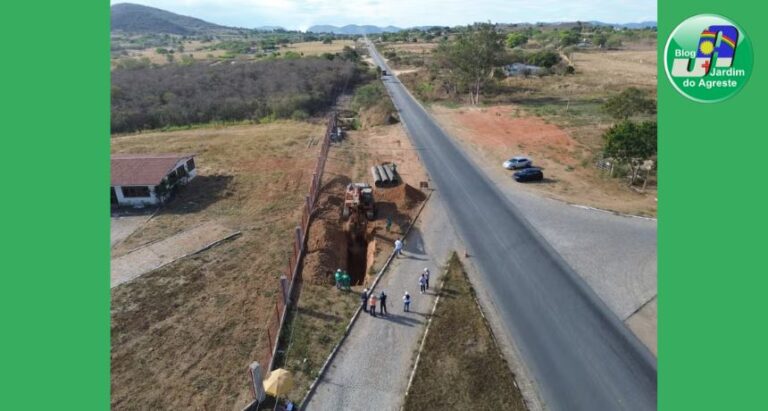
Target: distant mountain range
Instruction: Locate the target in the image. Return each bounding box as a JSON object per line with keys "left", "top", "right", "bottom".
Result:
{"left": 111, "top": 3, "right": 240, "bottom": 35}
{"left": 589, "top": 21, "right": 657, "bottom": 29}
{"left": 307, "top": 25, "right": 403, "bottom": 34}
{"left": 111, "top": 3, "right": 656, "bottom": 36}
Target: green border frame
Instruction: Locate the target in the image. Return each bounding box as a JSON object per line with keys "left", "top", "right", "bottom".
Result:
{"left": 0, "top": 2, "right": 110, "bottom": 409}
{"left": 660, "top": 1, "right": 766, "bottom": 410}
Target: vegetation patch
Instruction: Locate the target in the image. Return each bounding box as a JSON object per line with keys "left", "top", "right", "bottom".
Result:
{"left": 403, "top": 253, "right": 527, "bottom": 411}
{"left": 352, "top": 82, "right": 398, "bottom": 128}
{"left": 111, "top": 57, "right": 369, "bottom": 133}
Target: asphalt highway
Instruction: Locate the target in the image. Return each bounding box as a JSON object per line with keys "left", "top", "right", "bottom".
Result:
{"left": 367, "top": 41, "right": 657, "bottom": 410}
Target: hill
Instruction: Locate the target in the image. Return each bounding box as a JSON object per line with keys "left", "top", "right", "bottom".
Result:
{"left": 111, "top": 3, "right": 234, "bottom": 35}
{"left": 308, "top": 24, "right": 403, "bottom": 34}
{"left": 589, "top": 20, "right": 657, "bottom": 29}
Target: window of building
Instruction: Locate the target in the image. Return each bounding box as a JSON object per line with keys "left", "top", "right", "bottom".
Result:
{"left": 167, "top": 169, "right": 178, "bottom": 184}
{"left": 121, "top": 186, "right": 151, "bottom": 198}
{"left": 186, "top": 158, "right": 196, "bottom": 171}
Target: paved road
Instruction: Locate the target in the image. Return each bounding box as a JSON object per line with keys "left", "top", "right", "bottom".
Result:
{"left": 368, "top": 42, "right": 657, "bottom": 410}
{"left": 305, "top": 193, "right": 462, "bottom": 410}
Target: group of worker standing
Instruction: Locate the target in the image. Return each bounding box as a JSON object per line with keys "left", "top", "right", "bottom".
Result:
{"left": 336, "top": 235, "right": 432, "bottom": 317}
{"left": 359, "top": 267, "right": 430, "bottom": 317}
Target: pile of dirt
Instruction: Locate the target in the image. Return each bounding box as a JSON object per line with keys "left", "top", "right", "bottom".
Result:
{"left": 376, "top": 183, "right": 426, "bottom": 210}
{"left": 303, "top": 219, "right": 347, "bottom": 285}
{"left": 302, "top": 177, "right": 349, "bottom": 285}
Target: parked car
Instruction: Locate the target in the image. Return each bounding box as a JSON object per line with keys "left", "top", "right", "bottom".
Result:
{"left": 503, "top": 156, "right": 532, "bottom": 169}
{"left": 513, "top": 167, "right": 544, "bottom": 182}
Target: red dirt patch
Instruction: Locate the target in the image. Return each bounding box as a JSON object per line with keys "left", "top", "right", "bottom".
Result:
{"left": 431, "top": 104, "right": 658, "bottom": 216}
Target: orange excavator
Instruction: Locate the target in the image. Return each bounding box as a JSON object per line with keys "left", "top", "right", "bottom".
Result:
{"left": 342, "top": 183, "right": 375, "bottom": 240}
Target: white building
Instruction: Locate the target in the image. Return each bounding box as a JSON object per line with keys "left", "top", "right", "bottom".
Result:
{"left": 111, "top": 153, "right": 197, "bottom": 208}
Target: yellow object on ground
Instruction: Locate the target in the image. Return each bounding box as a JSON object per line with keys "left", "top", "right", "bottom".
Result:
{"left": 263, "top": 368, "right": 294, "bottom": 397}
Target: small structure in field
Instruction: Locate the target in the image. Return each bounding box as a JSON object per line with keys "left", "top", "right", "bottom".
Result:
{"left": 111, "top": 153, "right": 197, "bottom": 208}
{"left": 503, "top": 63, "right": 545, "bottom": 76}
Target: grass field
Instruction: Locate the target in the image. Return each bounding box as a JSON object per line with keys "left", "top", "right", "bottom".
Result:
{"left": 111, "top": 39, "right": 358, "bottom": 69}
{"left": 110, "top": 121, "right": 324, "bottom": 410}
{"left": 282, "top": 40, "right": 356, "bottom": 56}
{"left": 403, "top": 253, "right": 527, "bottom": 411}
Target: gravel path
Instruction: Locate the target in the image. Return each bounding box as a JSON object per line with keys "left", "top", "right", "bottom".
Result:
{"left": 110, "top": 222, "right": 238, "bottom": 288}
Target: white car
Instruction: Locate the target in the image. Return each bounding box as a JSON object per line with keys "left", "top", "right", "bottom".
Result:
{"left": 503, "top": 156, "right": 532, "bottom": 170}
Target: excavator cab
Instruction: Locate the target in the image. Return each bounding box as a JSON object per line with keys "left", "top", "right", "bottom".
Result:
{"left": 342, "top": 183, "right": 376, "bottom": 221}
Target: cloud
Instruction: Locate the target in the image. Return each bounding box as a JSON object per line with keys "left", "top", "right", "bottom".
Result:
{"left": 111, "top": 0, "right": 656, "bottom": 30}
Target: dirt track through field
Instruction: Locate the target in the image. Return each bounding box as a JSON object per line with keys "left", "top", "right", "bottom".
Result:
{"left": 110, "top": 221, "right": 239, "bottom": 288}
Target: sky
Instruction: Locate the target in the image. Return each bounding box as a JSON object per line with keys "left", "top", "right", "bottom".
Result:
{"left": 111, "top": 0, "right": 657, "bottom": 31}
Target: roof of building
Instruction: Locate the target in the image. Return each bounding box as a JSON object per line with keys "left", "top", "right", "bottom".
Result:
{"left": 111, "top": 153, "right": 195, "bottom": 186}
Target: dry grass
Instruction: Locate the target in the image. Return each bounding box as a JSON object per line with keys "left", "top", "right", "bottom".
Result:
{"left": 282, "top": 40, "right": 356, "bottom": 56}
{"left": 383, "top": 42, "right": 439, "bottom": 54}
{"left": 403, "top": 253, "right": 527, "bottom": 411}
{"left": 110, "top": 121, "right": 325, "bottom": 410}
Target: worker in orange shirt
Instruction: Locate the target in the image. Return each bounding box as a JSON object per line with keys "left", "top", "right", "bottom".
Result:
{"left": 368, "top": 293, "right": 378, "bottom": 317}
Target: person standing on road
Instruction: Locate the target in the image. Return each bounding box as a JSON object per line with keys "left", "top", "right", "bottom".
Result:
{"left": 419, "top": 274, "right": 426, "bottom": 294}
{"left": 379, "top": 291, "right": 388, "bottom": 315}
{"left": 423, "top": 268, "right": 430, "bottom": 290}
{"left": 403, "top": 291, "right": 411, "bottom": 312}
{"left": 369, "top": 293, "right": 378, "bottom": 317}
{"left": 394, "top": 238, "right": 404, "bottom": 257}
{"left": 361, "top": 288, "right": 369, "bottom": 313}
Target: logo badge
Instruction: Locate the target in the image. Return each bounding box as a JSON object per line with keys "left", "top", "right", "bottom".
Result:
{"left": 664, "top": 14, "right": 752, "bottom": 103}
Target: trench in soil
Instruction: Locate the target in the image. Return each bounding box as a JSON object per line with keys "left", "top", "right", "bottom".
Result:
{"left": 346, "top": 234, "right": 369, "bottom": 285}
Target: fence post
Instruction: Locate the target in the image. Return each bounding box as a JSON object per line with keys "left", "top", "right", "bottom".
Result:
{"left": 280, "top": 275, "right": 289, "bottom": 305}
{"left": 275, "top": 300, "right": 281, "bottom": 324}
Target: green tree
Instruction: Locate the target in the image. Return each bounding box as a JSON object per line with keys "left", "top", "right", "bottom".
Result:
{"left": 603, "top": 120, "right": 657, "bottom": 160}
{"left": 322, "top": 37, "right": 333, "bottom": 44}
{"left": 525, "top": 49, "right": 561, "bottom": 67}
{"left": 506, "top": 32, "right": 528, "bottom": 48}
{"left": 559, "top": 30, "right": 581, "bottom": 47}
{"left": 435, "top": 22, "right": 505, "bottom": 104}
{"left": 593, "top": 33, "right": 608, "bottom": 48}
{"left": 602, "top": 87, "right": 656, "bottom": 120}
{"left": 602, "top": 120, "right": 657, "bottom": 183}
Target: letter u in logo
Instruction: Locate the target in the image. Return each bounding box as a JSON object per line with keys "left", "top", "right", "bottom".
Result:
{"left": 671, "top": 25, "right": 739, "bottom": 77}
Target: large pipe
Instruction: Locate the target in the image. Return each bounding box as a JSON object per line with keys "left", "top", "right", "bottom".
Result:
{"left": 371, "top": 166, "right": 382, "bottom": 185}
{"left": 382, "top": 164, "right": 395, "bottom": 182}
{"left": 377, "top": 165, "right": 390, "bottom": 183}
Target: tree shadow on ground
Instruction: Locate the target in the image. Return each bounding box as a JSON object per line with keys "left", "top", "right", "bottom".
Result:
{"left": 161, "top": 174, "right": 235, "bottom": 214}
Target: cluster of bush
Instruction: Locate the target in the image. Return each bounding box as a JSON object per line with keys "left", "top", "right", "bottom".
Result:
{"left": 111, "top": 57, "right": 370, "bottom": 133}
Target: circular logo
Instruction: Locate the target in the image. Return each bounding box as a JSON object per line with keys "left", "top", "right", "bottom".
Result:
{"left": 664, "top": 14, "right": 752, "bottom": 103}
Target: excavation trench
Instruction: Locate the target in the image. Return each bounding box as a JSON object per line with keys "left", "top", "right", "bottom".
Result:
{"left": 345, "top": 233, "right": 375, "bottom": 285}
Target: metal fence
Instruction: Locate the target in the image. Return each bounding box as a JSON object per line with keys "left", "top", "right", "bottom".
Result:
{"left": 246, "top": 113, "right": 337, "bottom": 403}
